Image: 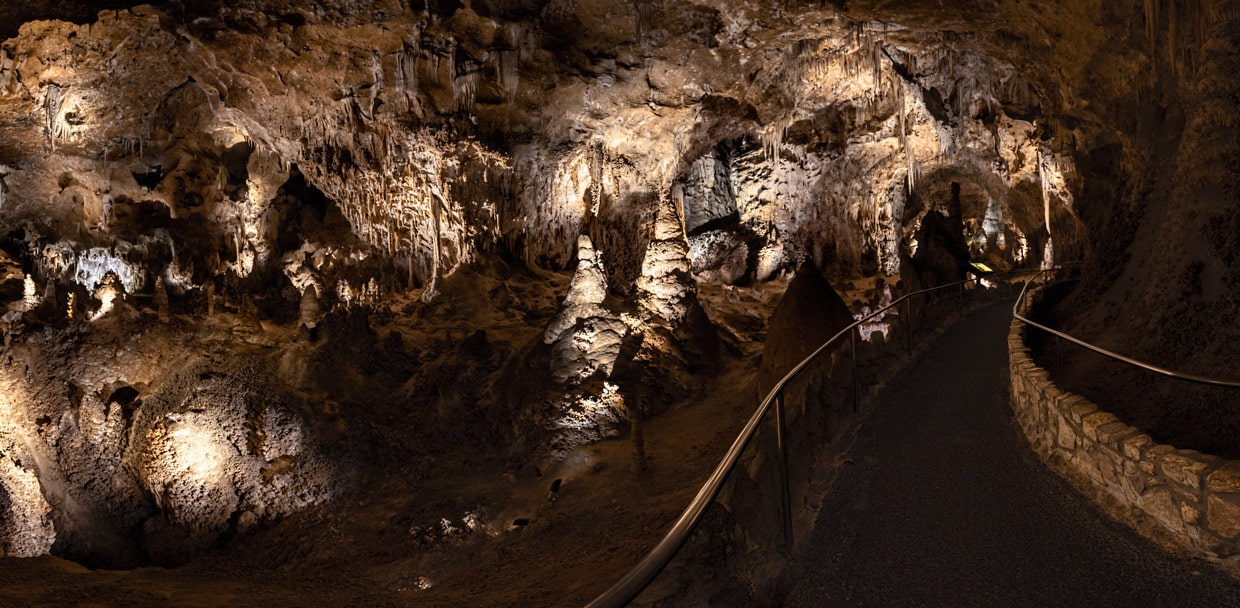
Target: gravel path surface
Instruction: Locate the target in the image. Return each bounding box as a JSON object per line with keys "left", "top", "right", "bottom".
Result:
{"left": 784, "top": 301, "right": 1240, "bottom": 607}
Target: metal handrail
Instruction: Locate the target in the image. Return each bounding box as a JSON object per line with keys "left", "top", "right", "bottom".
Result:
{"left": 1013, "top": 269, "right": 1240, "bottom": 388}
{"left": 586, "top": 269, "right": 1022, "bottom": 608}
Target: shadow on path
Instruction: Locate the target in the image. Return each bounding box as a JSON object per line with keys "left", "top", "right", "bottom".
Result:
{"left": 784, "top": 301, "right": 1240, "bottom": 607}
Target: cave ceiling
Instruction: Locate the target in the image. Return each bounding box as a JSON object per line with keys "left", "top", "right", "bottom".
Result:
{"left": 0, "top": 0, "right": 1148, "bottom": 294}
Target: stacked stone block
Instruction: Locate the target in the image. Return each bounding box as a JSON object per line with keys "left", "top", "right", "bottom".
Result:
{"left": 1009, "top": 308, "right": 1240, "bottom": 562}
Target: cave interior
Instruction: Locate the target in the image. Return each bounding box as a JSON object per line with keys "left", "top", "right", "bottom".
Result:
{"left": 0, "top": 0, "right": 1237, "bottom": 605}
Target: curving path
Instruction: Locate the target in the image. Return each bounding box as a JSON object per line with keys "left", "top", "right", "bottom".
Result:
{"left": 783, "top": 301, "right": 1240, "bottom": 607}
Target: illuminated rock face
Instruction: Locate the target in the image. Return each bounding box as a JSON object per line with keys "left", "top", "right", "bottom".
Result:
{"left": 0, "top": 327, "right": 333, "bottom": 566}
{"left": 133, "top": 372, "right": 332, "bottom": 564}
{"left": 544, "top": 235, "right": 625, "bottom": 385}
{"left": 0, "top": 442, "right": 55, "bottom": 557}
{"left": 636, "top": 196, "right": 697, "bottom": 328}
{"left": 0, "top": 0, "right": 1097, "bottom": 313}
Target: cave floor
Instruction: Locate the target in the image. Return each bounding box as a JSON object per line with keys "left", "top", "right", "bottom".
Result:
{"left": 785, "top": 301, "right": 1240, "bottom": 607}
{"left": 0, "top": 275, "right": 791, "bottom": 607}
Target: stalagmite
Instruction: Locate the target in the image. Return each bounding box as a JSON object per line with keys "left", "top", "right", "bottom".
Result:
{"left": 636, "top": 195, "right": 696, "bottom": 327}
{"left": 204, "top": 281, "right": 215, "bottom": 316}
{"left": 154, "top": 276, "right": 170, "bottom": 322}
{"left": 21, "top": 275, "right": 37, "bottom": 311}
{"left": 300, "top": 285, "right": 320, "bottom": 329}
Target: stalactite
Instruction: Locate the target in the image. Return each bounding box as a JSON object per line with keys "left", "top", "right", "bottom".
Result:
{"left": 396, "top": 33, "right": 420, "bottom": 97}
{"left": 1038, "top": 147, "right": 1052, "bottom": 236}
{"left": 761, "top": 120, "right": 789, "bottom": 165}
{"left": 871, "top": 38, "right": 884, "bottom": 90}
{"left": 44, "top": 85, "right": 64, "bottom": 152}
{"left": 1144, "top": 0, "right": 1160, "bottom": 49}
{"left": 635, "top": 2, "right": 658, "bottom": 49}
{"left": 455, "top": 68, "right": 480, "bottom": 111}
{"left": 1168, "top": 0, "right": 1179, "bottom": 76}
{"left": 421, "top": 190, "right": 444, "bottom": 303}
{"left": 895, "top": 77, "right": 907, "bottom": 150}
{"left": 905, "top": 139, "right": 919, "bottom": 193}
{"left": 589, "top": 142, "right": 604, "bottom": 217}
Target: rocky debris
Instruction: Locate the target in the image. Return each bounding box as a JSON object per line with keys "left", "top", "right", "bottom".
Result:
{"left": 408, "top": 506, "right": 489, "bottom": 547}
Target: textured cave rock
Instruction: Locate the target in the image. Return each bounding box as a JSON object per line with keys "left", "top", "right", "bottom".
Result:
{"left": 759, "top": 262, "right": 855, "bottom": 397}
{"left": 544, "top": 235, "right": 625, "bottom": 385}
{"left": 0, "top": 0, "right": 1093, "bottom": 308}
{"left": 0, "top": 446, "right": 56, "bottom": 558}
{"left": 0, "top": 321, "right": 333, "bottom": 567}
{"left": 132, "top": 368, "right": 332, "bottom": 565}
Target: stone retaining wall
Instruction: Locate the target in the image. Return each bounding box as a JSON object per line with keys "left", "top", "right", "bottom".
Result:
{"left": 1009, "top": 317, "right": 1240, "bottom": 564}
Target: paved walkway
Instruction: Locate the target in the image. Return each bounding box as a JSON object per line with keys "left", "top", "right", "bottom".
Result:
{"left": 784, "top": 301, "right": 1240, "bottom": 607}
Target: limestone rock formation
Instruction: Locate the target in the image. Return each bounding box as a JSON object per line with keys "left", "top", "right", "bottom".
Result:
{"left": 0, "top": 438, "right": 56, "bottom": 558}
{"left": 0, "top": 0, "right": 1232, "bottom": 601}
{"left": 636, "top": 195, "right": 698, "bottom": 328}
{"left": 133, "top": 370, "right": 332, "bottom": 564}
{"left": 759, "top": 263, "right": 856, "bottom": 397}
{"left": 0, "top": 321, "right": 334, "bottom": 568}
{"left": 544, "top": 235, "right": 626, "bottom": 385}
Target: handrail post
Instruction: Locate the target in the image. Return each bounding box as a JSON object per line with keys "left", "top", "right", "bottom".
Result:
{"left": 850, "top": 325, "right": 860, "bottom": 413}
{"left": 903, "top": 297, "right": 912, "bottom": 356}
{"left": 1055, "top": 334, "right": 1063, "bottom": 379}
{"left": 774, "top": 391, "right": 793, "bottom": 553}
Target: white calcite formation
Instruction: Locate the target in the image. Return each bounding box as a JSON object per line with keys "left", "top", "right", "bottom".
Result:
{"left": 544, "top": 235, "right": 627, "bottom": 385}
{"left": 636, "top": 196, "right": 698, "bottom": 328}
